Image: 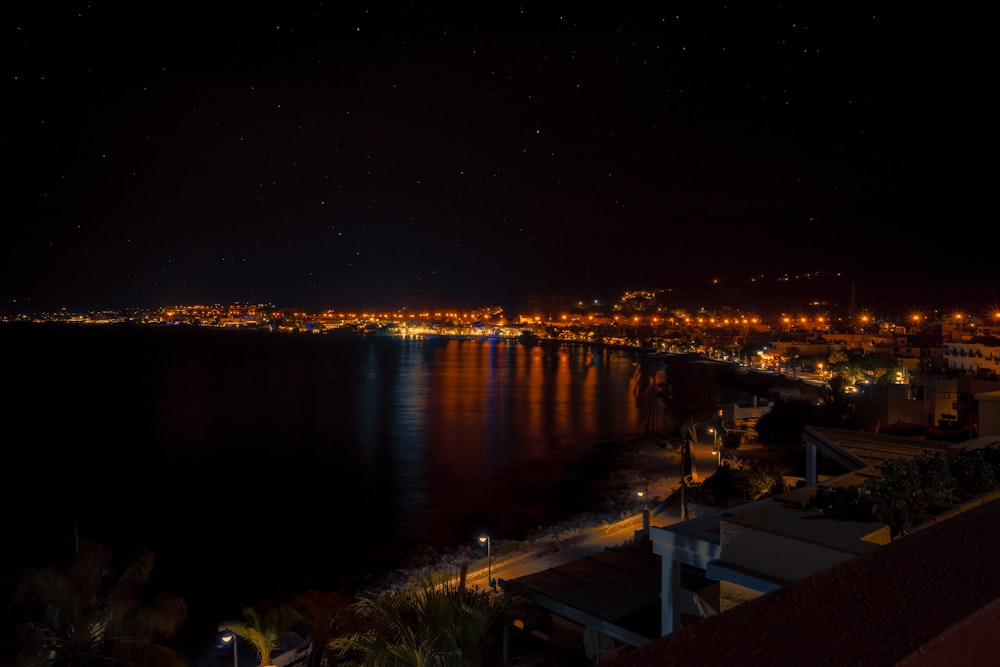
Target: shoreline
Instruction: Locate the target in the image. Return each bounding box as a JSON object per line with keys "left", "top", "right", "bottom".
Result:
{"left": 179, "top": 435, "right": 683, "bottom": 661}
{"left": 371, "top": 435, "right": 683, "bottom": 592}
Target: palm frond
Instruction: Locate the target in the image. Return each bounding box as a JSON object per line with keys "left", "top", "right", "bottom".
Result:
{"left": 330, "top": 562, "right": 510, "bottom": 666}
{"left": 6, "top": 538, "right": 188, "bottom": 667}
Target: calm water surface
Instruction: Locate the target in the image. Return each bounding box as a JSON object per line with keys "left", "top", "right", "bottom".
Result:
{"left": 1, "top": 323, "right": 661, "bottom": 648}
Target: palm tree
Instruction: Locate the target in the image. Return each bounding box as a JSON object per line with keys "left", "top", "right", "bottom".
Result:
{"left": 4, "top": 536, "right": 189, "bottom": 667}
{"left": 330, "top": 563, "right": 512, "bottom": 666}
{"left": 218, "top": 604, "right": 296, "bottom": 667}
{"left": 633, "top": 360, "right": 665, "bottom": 436}
{"left": 657, "top": 355, "right": 718, "bottom": 444}
{"left": 286, "top": 589, "right": 358, "bottom": 667}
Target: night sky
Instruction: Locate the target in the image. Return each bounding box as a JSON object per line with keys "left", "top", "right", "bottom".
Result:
{"left": 4, "top": 3, "right": 996, "bottom": 315}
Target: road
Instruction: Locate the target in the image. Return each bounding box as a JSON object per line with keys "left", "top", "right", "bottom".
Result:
{"left": 468, "top": 490, "right": 686, "bottom": 591}
{"left": 466, "top": 435, "right": 734, "bottom": 591}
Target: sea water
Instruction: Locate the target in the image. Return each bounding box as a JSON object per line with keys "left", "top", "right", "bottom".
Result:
{"left": 0, "top": 322, "right": 661, "bottom": 649}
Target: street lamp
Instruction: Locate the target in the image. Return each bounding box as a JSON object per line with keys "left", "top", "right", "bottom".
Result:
{"left": 479, "top": 535, "right": 495, "bottom": 590}
{"left": 637, "top": 488, "right": 650, "bottom": 531}
{"left": 715, "top": 447, "right": 723, "bottom": 465}
{"left": 221, "top": 632, "right": 238, "bottom": 667}
{"left": 709, "top": 428, "right": 722, "bottom": 466}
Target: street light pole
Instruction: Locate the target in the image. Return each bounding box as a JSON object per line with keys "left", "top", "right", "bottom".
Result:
{"left": 638, "top": 487, "right": 650, "bottom": 531}
{"left": 479, "top": 535, "right": 495, "bottom": 590}
{"left": 681, "top": 435, "right": 690, "bottom": 521}
{"left": 709, "top": 426, "right": 723, "bottom": 467}
{"left": 222, "top": 632, "right": 238, "bottom": 667}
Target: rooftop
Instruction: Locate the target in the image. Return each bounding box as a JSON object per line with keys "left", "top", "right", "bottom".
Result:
{"left": 621, "top": 494, "right": 1000, "bottom": 666}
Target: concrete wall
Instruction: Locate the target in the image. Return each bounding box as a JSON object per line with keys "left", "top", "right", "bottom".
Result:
{"left": 977, "top": 391, "right": 1000, "bottom": 438}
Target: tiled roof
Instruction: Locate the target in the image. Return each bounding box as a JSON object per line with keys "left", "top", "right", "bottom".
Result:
{"left": 501, "top": 545, "right": 662, "bottom": 646}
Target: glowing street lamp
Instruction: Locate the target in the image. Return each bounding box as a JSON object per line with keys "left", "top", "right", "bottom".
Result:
{"left": 221, "top": 631, "right": 238, "bottom": 667}
{"left": 479, "top": 535, "right": 495, "bottom": 590}
{"left": 709, "top": 427, "right": 722, "bottom": 466}
{"left": 638, "top": 487, "right": 650, "bottom": 531}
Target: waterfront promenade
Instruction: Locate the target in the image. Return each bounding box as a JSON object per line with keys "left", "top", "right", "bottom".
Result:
{"left": 476, "top": 491, "right": 684, "bottom": 591}
{"left": 465, "top": 434, "right": 726, "bottom": 591}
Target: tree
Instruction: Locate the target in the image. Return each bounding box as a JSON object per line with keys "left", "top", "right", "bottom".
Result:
{"left": 809, "top": 449, "right": 1000, "bottom": 537}
{"left": 950, "top": 448, "right": 999, "bottom": 494}
{"left": 330, "top": 563, "right": 512, "bottom": 667}
{"left": 814, "top": 374, "right": 856, "bottom": 428}
{"left": 688, "top": 463, "right": 741, "bottom": 508}
{"left": 219, "top": 604, "right": 296, "bottom": 667}
{"left": 785, "top": 346, "right": 800, "bottom": 377}
{"left": 633, "top": 359, "right": 666, "bottom": 436}
{"left": 827, "top": 349, "right": 902, "bottom": 387}
{"left": 859, "top": 352, "right": 901, "bottom": 386}
{"left": 827, "top": 350, "right": 849, "bottom": 367}
{"left": 286, "top": 589, "right": 360, "bottom": 667}
{"left": 658, "top": 356, "right": 718, "bottom": 444}
{"left": 755, "top": 398, "right": 813, "bottom": 447}
{"left": 3, "top": 536, "right": 188, "bottom": 667}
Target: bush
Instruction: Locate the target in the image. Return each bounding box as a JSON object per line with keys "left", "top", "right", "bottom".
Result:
{"left": 810, "top": 447, "right": 1000, "bottom": 537}
{"left": 688, "top": 461, "right": 790, "bottom": 507}
{"left": 951, "top": 449, "right": 999, "bottom": 495}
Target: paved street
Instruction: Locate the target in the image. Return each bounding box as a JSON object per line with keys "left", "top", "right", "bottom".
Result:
{"left": 468, "top": 490, "right": 686, "bottom": 592}
{"left": 689, "top": 438, "right": 722, "bottom": 483}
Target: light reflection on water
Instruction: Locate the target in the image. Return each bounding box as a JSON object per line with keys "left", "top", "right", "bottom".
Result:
{"left": 380, "top": 338, "right": 643, "bottom": 541}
